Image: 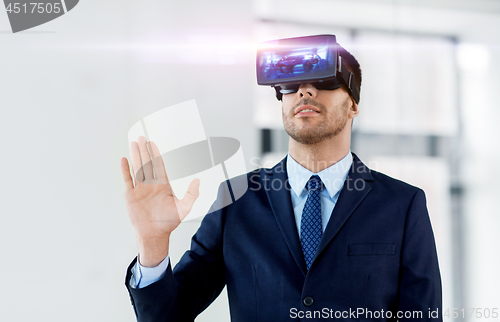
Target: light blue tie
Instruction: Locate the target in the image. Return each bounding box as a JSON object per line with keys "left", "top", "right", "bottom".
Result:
{"left": 300, "top": 175, "right": 323, "bottom": 270}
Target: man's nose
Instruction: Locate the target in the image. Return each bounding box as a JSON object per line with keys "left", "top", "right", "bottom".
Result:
{"left": 297, "top": 84, "right": 317, "bottom": 98}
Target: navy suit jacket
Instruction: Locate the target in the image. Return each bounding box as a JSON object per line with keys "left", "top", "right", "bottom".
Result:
{"left": 125, "top": 153, "right": 442, "bottom": 321}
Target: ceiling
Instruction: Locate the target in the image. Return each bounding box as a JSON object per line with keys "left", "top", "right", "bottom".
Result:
{"left": 253, "top": 0, "right": 500, "bottom": 43}
{"left": 355, "top": 0, "right": 500, "bottom": 14}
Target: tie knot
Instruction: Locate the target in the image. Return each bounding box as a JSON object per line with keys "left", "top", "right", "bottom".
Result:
{"left": 306, "top": 175, "right": 323, "bottom": 192}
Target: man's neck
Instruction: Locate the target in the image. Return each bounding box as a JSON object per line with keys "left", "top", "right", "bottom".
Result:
{"left": 288, "top": 132, "right": 351, "bottom": 173}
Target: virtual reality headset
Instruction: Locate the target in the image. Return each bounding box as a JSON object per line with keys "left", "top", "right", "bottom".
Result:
{"left": 256, "top": 34, "right": 360, "bottom": 104}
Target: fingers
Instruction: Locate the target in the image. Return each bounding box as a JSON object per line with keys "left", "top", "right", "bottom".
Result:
{"left": 149, "top": 141, "right": 175, "bottom": 196}
{"left": 120, "top": 157, "right": 134, "bottom": 191}
{"left": 149, "top": 141, "right": 169, "bottom": 182}
{"left": 130, "top": 137, "right": 173, "bottom": 189}
{"left": 129, "top": 141, "right": 144, "bottom": 183}
{"left": 137, "top": 136, "right": 154, "bottom": 181}
{"left": 179, "top": 178, "right": 201, "bottom": 221}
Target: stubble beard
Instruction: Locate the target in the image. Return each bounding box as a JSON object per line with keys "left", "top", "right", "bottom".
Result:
{"left": 283, "top": 97, "right": 348, "bottom": 145}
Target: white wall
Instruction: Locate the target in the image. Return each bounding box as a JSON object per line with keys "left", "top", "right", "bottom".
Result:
{"left": 459, "top": 43, "right": 500, "bottom": 318}
{"left": 0, "top": 1, "right": 253, "bottom": 321}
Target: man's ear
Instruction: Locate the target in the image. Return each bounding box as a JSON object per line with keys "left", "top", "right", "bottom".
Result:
{"left": 349, "top": 97, "right": 359, "bottom": 119}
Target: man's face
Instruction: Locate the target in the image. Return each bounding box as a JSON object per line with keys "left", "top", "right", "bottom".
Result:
{"left": 281, "top": 83, "right": 356, "bottom": 145}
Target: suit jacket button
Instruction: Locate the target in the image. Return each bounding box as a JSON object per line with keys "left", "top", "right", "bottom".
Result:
{"left": 303, "top": 296, "right": 314, "bottom": 307}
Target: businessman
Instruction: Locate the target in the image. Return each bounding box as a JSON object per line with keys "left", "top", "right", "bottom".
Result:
{"left": 121, "top": 35, "right": 442, "bottom": 321}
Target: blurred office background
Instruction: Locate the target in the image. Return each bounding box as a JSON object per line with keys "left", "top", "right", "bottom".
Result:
{"left": 0, "top": 0, "right": 498, "bottom": 321}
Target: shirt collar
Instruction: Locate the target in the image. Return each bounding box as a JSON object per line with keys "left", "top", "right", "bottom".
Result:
{"left": 286, "top": 151, "right": 353, "bottom": 199}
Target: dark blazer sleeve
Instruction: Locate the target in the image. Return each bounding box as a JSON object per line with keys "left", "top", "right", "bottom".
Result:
{"left": 125, "top": 183, "right": 228, "bottom": 322}
{"left": 397, "top": 189, "right": 443, "bottom": 321}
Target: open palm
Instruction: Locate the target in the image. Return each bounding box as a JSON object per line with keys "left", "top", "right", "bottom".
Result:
{"left": 120, "top": 136, "right": 199, "bottom": 265}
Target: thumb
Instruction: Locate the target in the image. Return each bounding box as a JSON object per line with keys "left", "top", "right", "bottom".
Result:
{"left": 178, "top": 178, "right": 201, "bottom": 221}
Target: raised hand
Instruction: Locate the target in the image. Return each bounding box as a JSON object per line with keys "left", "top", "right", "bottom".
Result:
{"left": 121, "top": 136, "right": 200, "bottom": 267}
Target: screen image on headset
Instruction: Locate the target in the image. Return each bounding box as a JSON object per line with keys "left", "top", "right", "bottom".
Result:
{"left": 257, "top": 44, "right": 334, "bottom": 82}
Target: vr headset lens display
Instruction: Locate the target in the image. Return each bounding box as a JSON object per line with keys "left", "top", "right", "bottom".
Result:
{"left": 258, "top": 44, "right": 334, "bottom": 82}
{"left": 256, "top": 34, "right": 360, "bottom": 104}
{"left": 257, "top": 35, "right": 338, "bottom": 86}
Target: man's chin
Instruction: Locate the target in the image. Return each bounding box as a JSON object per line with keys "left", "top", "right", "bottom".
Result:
{"left": 287, "top": 130, "right": 330, "bottom": 145}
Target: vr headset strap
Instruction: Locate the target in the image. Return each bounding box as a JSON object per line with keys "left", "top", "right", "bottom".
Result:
{"left": 338, "top": 56, "right": 360, "bottom": 104}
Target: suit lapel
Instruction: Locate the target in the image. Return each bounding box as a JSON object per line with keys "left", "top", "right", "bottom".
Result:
{"left": 264, "top": 157, "right": 307, "bottom": 276}
{"left": 313, "top": 153, "right": 373, "bottom": 263}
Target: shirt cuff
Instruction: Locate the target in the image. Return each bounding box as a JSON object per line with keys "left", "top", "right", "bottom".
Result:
{"left": 129, "top": 254, "right": 170, "bottom": 289}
